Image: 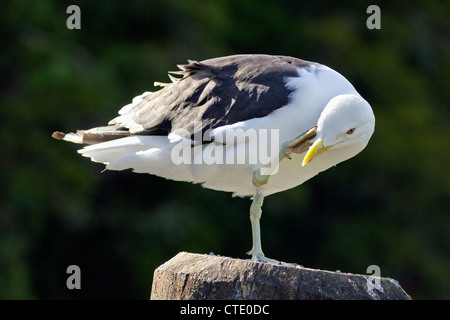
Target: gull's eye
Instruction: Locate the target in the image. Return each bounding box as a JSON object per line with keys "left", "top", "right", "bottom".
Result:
{"left": 346, "top": 128, "right": 355, "bottom": 135}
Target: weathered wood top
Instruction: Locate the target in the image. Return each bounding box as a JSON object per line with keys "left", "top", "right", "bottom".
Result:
{"left": 150, "top": 252, "right": 411, "bottom": 300}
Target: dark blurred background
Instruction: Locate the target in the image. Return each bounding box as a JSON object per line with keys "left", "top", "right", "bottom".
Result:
{"left": 1, "top": 0, "right": 448, "bottom": 299}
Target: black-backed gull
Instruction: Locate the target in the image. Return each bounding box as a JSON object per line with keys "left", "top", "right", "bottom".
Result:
{"left": 53, "top": 54, "right": 375, "bottom": 263}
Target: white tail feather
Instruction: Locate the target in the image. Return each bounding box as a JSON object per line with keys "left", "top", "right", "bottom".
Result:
{"left": 79, "top": 136, "right": 169, "bottom": 164}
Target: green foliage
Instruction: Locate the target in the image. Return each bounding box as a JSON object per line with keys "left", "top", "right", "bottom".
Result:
{"left": 1, "top": 0, "right": 448, "bottom": 299}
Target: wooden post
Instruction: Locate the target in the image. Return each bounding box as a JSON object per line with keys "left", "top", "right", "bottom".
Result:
{"left": 150, "top": 252, "right": 411, "bottom": 300}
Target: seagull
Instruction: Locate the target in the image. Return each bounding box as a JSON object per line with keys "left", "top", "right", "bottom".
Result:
{"left": 52, "top": 54, "right": 375, "bottom": 264}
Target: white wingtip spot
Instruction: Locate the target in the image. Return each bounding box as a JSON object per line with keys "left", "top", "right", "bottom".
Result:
{"left": 63, "top": 132, "right": 84, "bottom": 144}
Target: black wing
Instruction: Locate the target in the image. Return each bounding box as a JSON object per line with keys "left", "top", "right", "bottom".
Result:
{"left": 53, "top": 55, "right": 316, "bottom": 145}
{"left": 115, "top": 54, "right": 316, "bottom": 136}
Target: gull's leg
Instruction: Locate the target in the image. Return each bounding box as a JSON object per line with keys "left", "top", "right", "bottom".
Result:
{"left": 248, "top": 127, "right": 317, "bottom": 265}
{"left": 246, "top": 190, "right": 303, "bottom": 266}
{"left": 252, "top": 127, "right": 317, "bottom": 187}
{"left": 246, "top": 190, "right": 299, "bottom": 266}
{"left": 246, "top": 190, "right": 280, "bottom": 264}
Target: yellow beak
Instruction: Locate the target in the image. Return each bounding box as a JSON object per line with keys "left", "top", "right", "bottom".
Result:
{"left": 302, "top": 138, "right": 331, "bottom": 166}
